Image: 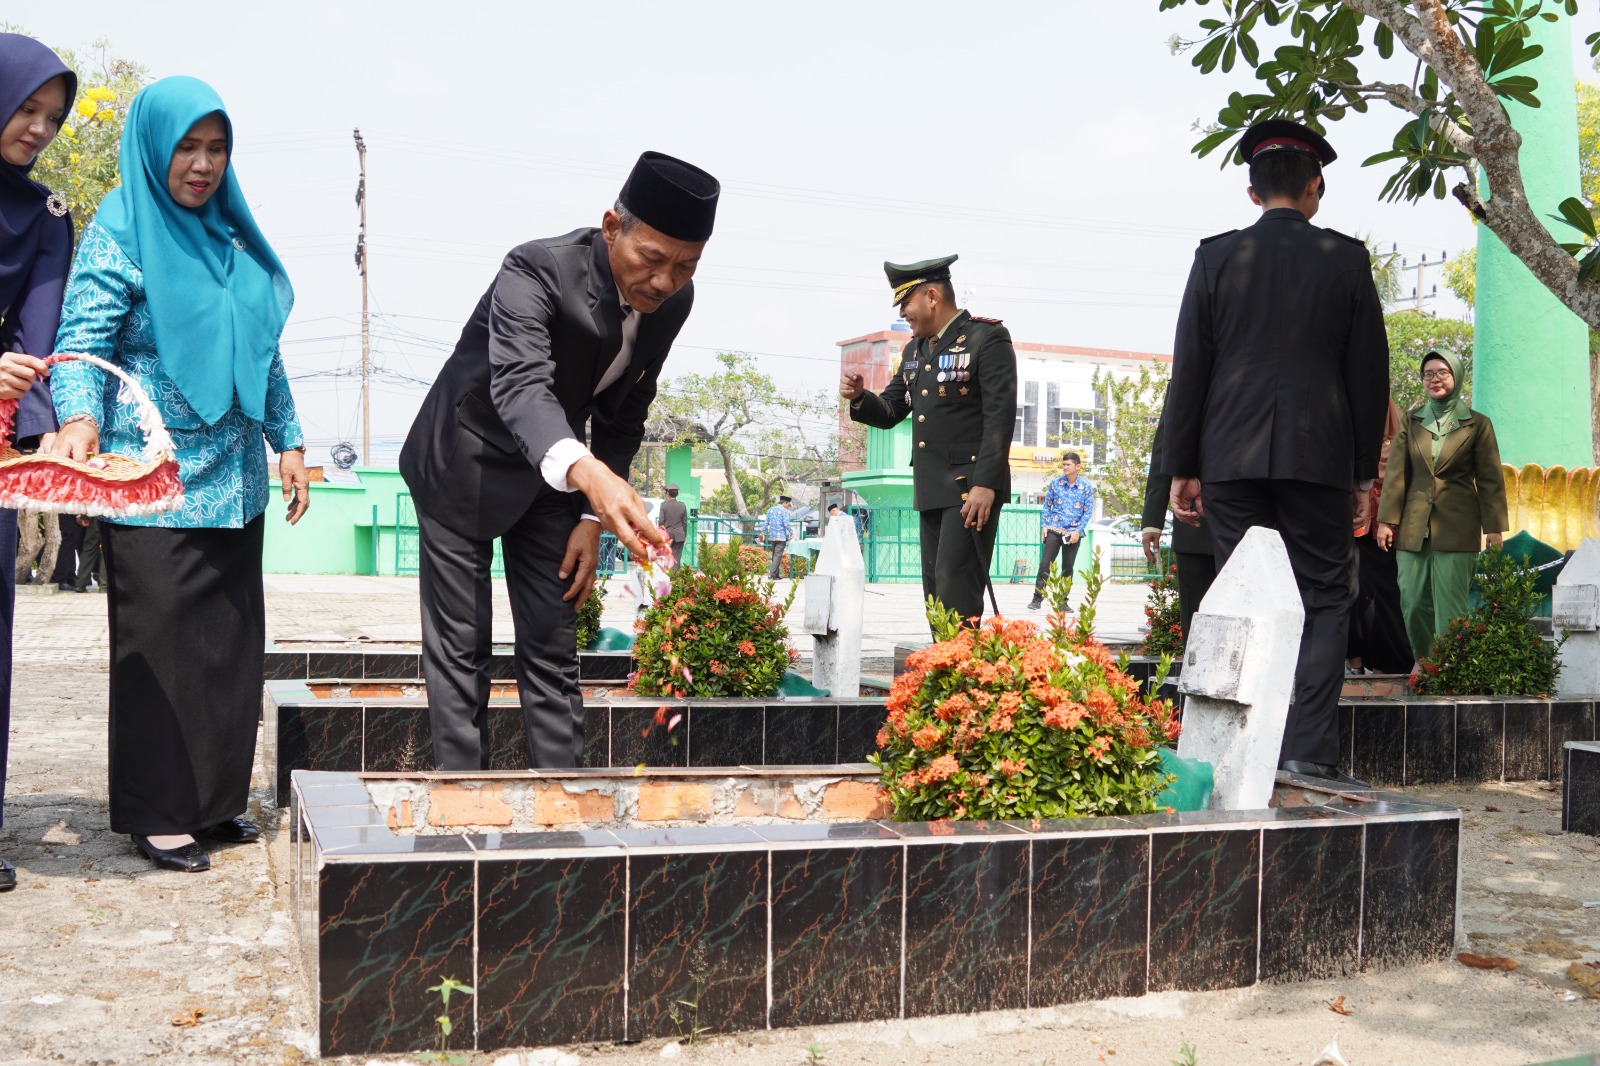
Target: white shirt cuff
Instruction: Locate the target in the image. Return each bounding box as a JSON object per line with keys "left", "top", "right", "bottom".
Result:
{"left": 540, "top": 437, "right": 591, "bottom": 493}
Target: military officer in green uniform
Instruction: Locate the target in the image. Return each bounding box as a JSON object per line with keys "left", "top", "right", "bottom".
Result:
{"left": 840, "top": 255, "right": 1017, "bottom": 627}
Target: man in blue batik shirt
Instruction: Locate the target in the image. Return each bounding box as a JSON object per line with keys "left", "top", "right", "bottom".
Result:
{"left": 759, "top": 494, "right": 795, "bottom": 578}
{"left": 1030, "top": 452, "right": 1093, "bottom": 610}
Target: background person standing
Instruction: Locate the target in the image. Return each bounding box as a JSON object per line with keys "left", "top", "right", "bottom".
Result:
{"left": 1141, "top": 410, "right": 1215, "bottom": 640}
{"left": 759, "top": 494, "right": 793, "bottom": 578}
{"left": 658, "top": 483, "right": 688, "bottom": 566}
{"left": 1029, "top": 451, "right": 1092, "bottom": 610}
{"left": 1163, "top": 119, "right": 1388, "bottom": 786}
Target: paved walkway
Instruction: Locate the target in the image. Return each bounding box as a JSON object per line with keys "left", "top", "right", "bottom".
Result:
{"left": 2, "top": 578, "right": 1595, "bottom": 1064}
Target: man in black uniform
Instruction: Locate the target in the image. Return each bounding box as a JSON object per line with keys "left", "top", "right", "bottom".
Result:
{"left": 840, "top": 255, "right": 1017, "bottom": 628}
{"left": 1163, "top": 120, "right": 1387, "bottom": 785}
{"left": 400, "top": 151, "right": 718, "bottom": 770}
{"left": 1140, "top": 410, "right": 1214, "bottom": 642}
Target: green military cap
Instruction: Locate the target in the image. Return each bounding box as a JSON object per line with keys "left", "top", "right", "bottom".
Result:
{"left": 885, "top": 254, "right": 958, "bottom": 307}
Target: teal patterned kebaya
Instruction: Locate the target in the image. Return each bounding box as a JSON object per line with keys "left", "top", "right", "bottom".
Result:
{"left": 51, "top": 221, "right": 303, "bottom": 528}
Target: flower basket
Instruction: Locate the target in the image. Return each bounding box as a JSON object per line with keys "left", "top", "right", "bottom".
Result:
{"left": 0, "top": 352, "right": 183, "bottom": 518}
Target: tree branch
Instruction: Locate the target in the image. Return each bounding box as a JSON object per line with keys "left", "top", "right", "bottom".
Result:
{"left": 1344, "top": 80, "right": 1475, "bottom": 154}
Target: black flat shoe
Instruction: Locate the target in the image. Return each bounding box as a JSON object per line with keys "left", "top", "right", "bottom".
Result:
{"left": 1280, "top": 761, "right": 1371, "bottom": 789}
{"left": 0, "top": 857, "right": 15, "bottom": 891}
{"left": 131, "top": 835, "right": 210, "bottom": 872}
{"left": 200, "top": 817, "right": 260, "bottom": 844}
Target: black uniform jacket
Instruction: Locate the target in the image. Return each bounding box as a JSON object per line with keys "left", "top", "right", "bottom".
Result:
{"left": 848, "top": 310, "right": 1017, "bottom": 511}
{"left": 1162, "top": 207, "right": 1389, "bottom": 490}
{"left": 400, "top": 228, "right": 691, "bottom": 541}
{"left": 1142, "top": 406, "right": 1212, "bottom": 555}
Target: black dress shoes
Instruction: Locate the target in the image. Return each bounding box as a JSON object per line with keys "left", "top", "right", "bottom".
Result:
{"left": 200, "top": 817, "right": 260, "bottom": 844}
{"left": 0, "top": 856, "right": 15, "bottom": 891}
{"left": 132, "top": 835, "right": 210, "bottom": 872}
{"left": 1280, "top": 760, "right": 1371, "bottom": 789}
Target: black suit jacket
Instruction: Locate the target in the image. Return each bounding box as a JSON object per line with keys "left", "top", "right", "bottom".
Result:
{"left": 849, "top": 310, "right": 1017, "bottom": 511}
{"left": 400, "top": 228, "right": 691, "bottom": 541}
{"left": 1141, "top": 407, "right": 1212, "bottom": 555}
{"left": 1162, "top": 208, "right": 1388, "bottom": 490}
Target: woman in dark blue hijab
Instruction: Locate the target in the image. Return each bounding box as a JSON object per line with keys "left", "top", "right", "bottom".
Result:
{"left": 0, "top": 31, "right": 76, "bottom": 893}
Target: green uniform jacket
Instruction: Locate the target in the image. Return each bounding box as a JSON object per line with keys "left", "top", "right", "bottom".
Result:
{"left": 849, "top": 310, "right": 1018, "bottom": 511}
{"left": 1376, "top": 405, "right": 1509, "bottom": 553}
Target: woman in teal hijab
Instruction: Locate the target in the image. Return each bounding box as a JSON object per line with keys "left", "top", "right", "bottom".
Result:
{"left": 51, "top": 77, "right": 311, "bottom": 873}
{"left": 1375, "top": 350, "right": 1509, "bottom": 665}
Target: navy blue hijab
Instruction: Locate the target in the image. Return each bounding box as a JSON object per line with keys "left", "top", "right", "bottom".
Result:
{"left": 0, "top": 33, "right": 77, "bottom": 324}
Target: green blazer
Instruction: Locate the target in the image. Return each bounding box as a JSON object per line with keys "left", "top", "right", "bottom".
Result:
{"left": 1376, "top": 405, "right": 1509, "bottom": 553}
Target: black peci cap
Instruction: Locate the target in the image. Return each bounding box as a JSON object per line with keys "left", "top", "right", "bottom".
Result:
{"left": 618, "top": 151, "right": 720, "bottom": 242}
{"left": 1237, "top": 119, "right": 1337, "bottom": 167}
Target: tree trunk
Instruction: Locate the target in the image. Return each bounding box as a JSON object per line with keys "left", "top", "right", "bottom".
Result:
{"left": 718, "top": 442, "right": 749, "bottom": 518}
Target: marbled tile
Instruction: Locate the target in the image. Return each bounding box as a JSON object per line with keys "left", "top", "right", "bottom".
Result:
{"left": 1564, "top": 743, "right": 1600, "bottom": 835}
{"left": 627, "top": 851, "right": 767, "bottom": 1040}
{"left": 903, "top": 840, "right": 1030, "bottom": 1015}
{"left": 265, "top": 651, "right": 308, "bottom": 681}
{"left": 1503, "top": 700, "right": 1550, "bottom": 781}
{"left": 1258, "top": 824, "right": 1362, "bottom": 982}
{"left": 583, "top": 705, "right": 610, "bottom": 768}
{"left": 1361, "top": 818, "right": 1459, "bottom": 970}
{"left": 1148, "top": 828, "right": 1260, "bottom": 992}
{"left": 579, "top": 652, "right": 633, "bottom": 682}
{"left": 610, "top": 703, "right": 686, "bottom": 767}
{"left": 363, "top": 652, "right": 420, "bottom": 681}
{"left": 485, "top": 704, "right": 531, "bottom": 771}
{"left": 687, "top": 703, "right": 764, "bottom": 767}
{"left": 362, "top": 706, "right": 435, "bottom": 773}
{"left": 837, "top": 702, "right": 887, "bottom": 763}
{"left": 307, "top": 651, "right": 364, "bottom": 681}
{"left": 477, "top": 856, "right": 626, "bottom": 1047}
{"left": 318, "top": 861, "right": 476, "bottom": 1056}
{"left": 1455, "top": 700, "right": 1504, "bottom": 782}
{"left": 1336, "top": 703, "right": 1355, "bottom": 775}
{"left": 764, "top": 703, "right": 839, "bottom": 765}
{"left": 770, "top": 846, "right": 903, "bottom": 1027}
{"left": 1349, "top": 702, "right": 1405, "bottom": 787}
{"left": 1552, "top": 702, "right": 1596, "bottom": 782}
{"left": 276, "top": 705, "right": 363, "bottom": 803}
{"left": 1403, "top": 701, "right": 1455, "bottom": 786}
{"left": 489, "top": 653, "right": 517, "bottom": 680}
{"left": 1030, "top": 834, "right": 1149, "bottom": 1005}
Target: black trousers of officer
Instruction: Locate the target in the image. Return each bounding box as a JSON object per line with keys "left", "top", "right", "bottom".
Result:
{"left": 1032, "top": 530, "right": 1081, "bottom": 597}
{"left": 1174, "top": 550, "right": 1218, "bottom": 642}
{"left": 1203, "top": 480, "right": 1352, "bottom": 768}
{"left": 417, "top": 492, "right": 584, "bottom": 771}
{"left": 919, "top": 503, "right": 1001, "bottom": 630}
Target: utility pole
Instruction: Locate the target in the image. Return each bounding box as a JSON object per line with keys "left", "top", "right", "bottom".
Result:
{"left": 353, "top": 128, "right": 370, "bottom": 466}
{"left": 1404, "top": 250, "right": 1448, "bottom": 313}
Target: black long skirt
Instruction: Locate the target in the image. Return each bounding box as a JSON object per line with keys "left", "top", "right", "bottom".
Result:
{"left": 103, "top": 518, "right": 265, "bottom": 835}
{"left": 1347, "top": 532, "right": 1413, "bottom": 674}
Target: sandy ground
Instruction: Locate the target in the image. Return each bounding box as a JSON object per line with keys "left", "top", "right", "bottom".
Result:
{"left": 0, "top": 583, "right": 1596, "bottom": 1065}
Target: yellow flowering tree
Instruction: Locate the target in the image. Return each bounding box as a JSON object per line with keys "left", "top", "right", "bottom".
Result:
{"left": 23, "top": 38, "right": 146, "bottom": 241}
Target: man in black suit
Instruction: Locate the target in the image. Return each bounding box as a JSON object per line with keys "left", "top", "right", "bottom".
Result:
{"left": 400, "top": 151, "right": 719, "bottom": 770}
{"left": 1163, "top": 120, "right": 1387, "bottom": 785}
{"left": 1140, "top": 409, "right": 1214, "bottom": 642}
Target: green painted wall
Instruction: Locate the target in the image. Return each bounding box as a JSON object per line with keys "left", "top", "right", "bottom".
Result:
{"left": 663, "top": 444, "right": 701, "bottom": 507}
{"left": 262, "top": 468, "right": 411, "bottom": 576}
{"left": 843, "top": 423, "right": 916, "bottom": 507}
{"left": 1475, "top": 9, "right": 1593, "bottom": 467}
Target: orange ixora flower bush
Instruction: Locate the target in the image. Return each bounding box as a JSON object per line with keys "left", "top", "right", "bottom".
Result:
{"left": 1141, "top": 563, "right": 1184, "bottom": 659}
{"left": 629, "top": 539, "right": 797, "bottom": 699}
{"left": 872, "top": 559, "right": 1179, "bottom": 822}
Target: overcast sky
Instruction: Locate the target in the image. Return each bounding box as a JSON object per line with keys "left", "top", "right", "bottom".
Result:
{"left": 18, "top": 2, "right": 1600, "bottom": 463}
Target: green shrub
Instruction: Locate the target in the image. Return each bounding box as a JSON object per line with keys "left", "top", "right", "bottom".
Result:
{"left": 575, "top": 571, "right": 608, "bottom": 651}
{"left": 1412, "top": 544, "right": 1562, "bottom": 697}
{"left": 1141, "top": 563, "right": 1184, "bottom": 659}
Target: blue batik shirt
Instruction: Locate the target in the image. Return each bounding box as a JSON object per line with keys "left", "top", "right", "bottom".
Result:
{"left": 51, "top": 221, "right": 304, "bottom": 529}
{"left": 1040, "top": 474, "right": 1094, "bottom": 536}
{"left": 761, "top": 504, "right": 793, "bottom": 542}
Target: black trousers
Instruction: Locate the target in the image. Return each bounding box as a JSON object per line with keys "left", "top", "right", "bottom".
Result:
{"left": 1032, "top": 530, "right": 1081, "bottom": 596}
{"left": 1174, "top": 549, "right": 1218, "bottom": 641}
{"left": 50, "top": 514, "right": 83, "bottom": 584}
{"left": 1203, "top": 480, "right": 1352, "bottom": 767}
{"left": 76, "top": 519, "right": 107, "bottom": 591}
{"left": 1347, "top": 533, "right": 1413, "bottom": 673}
{"left": 0, "top": 510, "right": 13, "bottom": 828}
{"left": 103, "top": 519, "right": 265, "bottom": 835}
{"left": 417, "top": 493, "right": 583, "bottom": 771}
{"left": 919, "top": 503, "right": 1001, "bottom": 631}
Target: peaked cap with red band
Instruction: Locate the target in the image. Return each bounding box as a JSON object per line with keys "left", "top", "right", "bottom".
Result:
{"left": 1237, "top": 119, "right": 1337, "bottom": 167}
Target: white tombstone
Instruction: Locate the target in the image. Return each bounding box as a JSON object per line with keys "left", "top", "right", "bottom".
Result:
{"left": 1176, "top": 526, "right": 1305, "bottom": 810}
{"left": 803, "top": 515, "right": 865, "bottom": 698}
{"left": 1554, "top": 538, "right": 1600, "bottom": 697}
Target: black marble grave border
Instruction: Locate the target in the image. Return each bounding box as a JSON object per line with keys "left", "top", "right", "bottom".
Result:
{"left": 1342, "top": 697, "right": 1597, "bottom": 786}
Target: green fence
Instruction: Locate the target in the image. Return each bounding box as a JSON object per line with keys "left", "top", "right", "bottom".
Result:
{"left": 393, "top": 496, "right": 1162, "bottom": 584}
